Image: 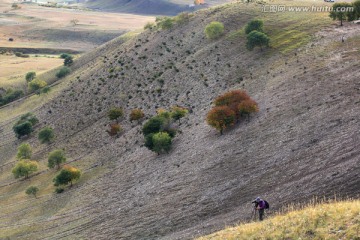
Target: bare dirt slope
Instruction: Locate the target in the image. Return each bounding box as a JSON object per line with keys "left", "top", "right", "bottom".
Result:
{"left": 0, "top": 1, "right": 359, "bottom": 239}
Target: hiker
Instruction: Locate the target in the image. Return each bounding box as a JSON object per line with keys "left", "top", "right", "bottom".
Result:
{"left": 252, "top": 197, "right": 269, "bottom": 221}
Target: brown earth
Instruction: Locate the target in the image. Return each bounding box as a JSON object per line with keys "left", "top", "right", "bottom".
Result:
{"left": 0, "top": 1, "right": 359, "bottom": 239}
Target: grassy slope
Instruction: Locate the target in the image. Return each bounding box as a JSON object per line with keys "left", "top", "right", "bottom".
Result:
{"left": 197, "top": 200, "right": 360, "bottom": 240}
{"left": 0, "top": 0, "right": 359, "bottom": 239}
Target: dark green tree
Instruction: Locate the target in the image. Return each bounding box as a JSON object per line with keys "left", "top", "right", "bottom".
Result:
{"left": 245, "top": 19, "right": 264, "bottom": 34}
{"left": 26, "top": 186, "right": 39, "bottom": 198}
{"left": 56, "top": 67, "right": 71, "bottom": 78}
{"left": 53, "top": 165, "right": 81, "bottom": 187}
{"left": 329, "top": 3, "right": 354, "bottom": 26}
{"left": 13, "top": 121, "right": 33, "bottom": 139}
{"left": 64, "top": 55, "right": 73, "bottom": 66}
{"left": 142, "top": 116, "right": 166, "bottom": 136}
{"left": 25, "top": 72, "right": 36, "bottom": 82}
{"left": 246, "top": 30, "right": 270, "bottom": 51}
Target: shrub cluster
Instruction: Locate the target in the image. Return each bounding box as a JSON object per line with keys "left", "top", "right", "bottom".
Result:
{"left": 28, "top": 79, "right": 47, "bottom": 93}
{"left": 56, "top": 66, "right": 71, "bottom": 79}
{"left": 13, "top": 113, "right": 39, "bottom": 139}
{"left": 207, "top": 90, "right": 258, "bottom": 134}
{"left": 245, "top": 20, "right": 270, "bottom": 51}
{"left": 0, "top": 88, "right": 23, "bottom": 106}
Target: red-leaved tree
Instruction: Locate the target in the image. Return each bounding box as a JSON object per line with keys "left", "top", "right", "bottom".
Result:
{"left": 206, "top": 106, "right": 236, "bottom": 135}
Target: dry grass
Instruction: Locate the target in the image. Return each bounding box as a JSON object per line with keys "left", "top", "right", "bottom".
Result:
{"left": 197, "top": 199, "right": 360, "bottom": 240}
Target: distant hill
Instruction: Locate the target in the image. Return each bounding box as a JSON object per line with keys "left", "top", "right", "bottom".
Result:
{"left": 83, "top": 0, "right": 190, "bottom": 15}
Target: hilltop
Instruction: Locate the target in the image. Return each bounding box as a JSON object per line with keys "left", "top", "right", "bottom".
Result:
{"left": 0, "top": 0, "right": 359, "bottom": 239}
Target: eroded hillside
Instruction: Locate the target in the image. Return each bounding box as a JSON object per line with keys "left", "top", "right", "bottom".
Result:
{"left": 0, "top": 1, "right": 359, "bottom": 239}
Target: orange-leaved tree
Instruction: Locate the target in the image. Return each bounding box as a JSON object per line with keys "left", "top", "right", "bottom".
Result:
{"left": 206, "top": 106, "right": 236, "bottom": 135}
{"left": 238, "top": 99, "right": 259, "bottom": 117}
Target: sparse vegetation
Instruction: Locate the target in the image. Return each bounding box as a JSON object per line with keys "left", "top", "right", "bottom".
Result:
{"left": 38, "top": 127, "right": 55, "bottom": 144}
{"left": 16, "top": 143, "right": 32, "bottom": 160}
{"left": 25, "top": 186, "right": 39, "bottom": 198}
{"left": 12, "top": 160, "right": 38, "bottom": 179}
{"left": 56, "top": 66, "right": 71, "bottom": 78}
{"left": 48, "top": 149, "right": 66, "bottom": 170}
{"left": 205, "top": 21, "right": 224, "bottom": 40}
{"left": 156, "top": 17, "right": 174, "bottom": 30}
{"left": 53, "top": 165, "right": 81, "bottom": 187}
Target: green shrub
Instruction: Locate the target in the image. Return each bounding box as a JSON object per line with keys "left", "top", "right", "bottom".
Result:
{"left": 55, "top": 187, "right": 64, "bottom": 194}
{"left": 53, "top": 165, "right": 81, "bottom": 187}
{"left": 170, "top": 106, "right": 188, "bottom": 123}
{"left": 40, "top": 86, "right": 51, "bottom": 94}
{"left": 152, "top": 132, "right": 172, "bottom": 154}
{"left": 12, "top": 160, "right": 38, "bottom": 179}
{"left": 56, "top": 66, "right": 71, "bottom": 78}
{"left": 245, "top": 19, "right": 264, "bottom": 34}
{"left": 246, "top": 30, "right": 270, "bottom": 51}
{"left": 108, "top": 107, "right": 124, "bottom": 121}
{"left": 156, "top": 17, "right": 174, "bottom": 30}
{"left": 174, "top": 12, "right": 192, "bottom": 25}
{"left": 13, "top": 121, "right": 33, "bottom": 139}
{"left": 142, "top": 116, "right": 166, "bottom": 136}
{"left": 48, "top": 149, "right": 66, "bottom": 169}
{"left": 26, "top": 186, "right": 39, "bottom": 198}
{"left": 0, "top": 88, "right": 23, "bottom": 106}
{"left": 28, "top": 79, "right": 47, "bottom": 92}
{"left": 60, "top": 53, "right": 71, "bottom": 59}
{"left": 64, "top": 55, "right": 74, "bottom": 66}
{"left": 204, "top": 21, "right": 224, "bottom": 40}
{"left": 17, "top": 143, "right": 32, "bottom": 160}
{"left": 25, "top": 72, "right": 36, "bottom": 82}
{"left": 144, "top": 22, "right": 155, "bottom": 30}
{"left": 38, "top": 127, "right": 55, "bottom": 144}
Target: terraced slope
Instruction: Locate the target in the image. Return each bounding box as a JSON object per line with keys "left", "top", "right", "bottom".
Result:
{"left": 0, "top": 0, "right": 359, "bottom": 239}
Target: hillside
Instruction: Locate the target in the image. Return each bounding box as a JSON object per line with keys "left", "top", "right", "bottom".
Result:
{"left": 0, "top": 0, "right": 359, "bottom": 239}
{"left": 197, "top": 200, "right": 360, "bottom": 240}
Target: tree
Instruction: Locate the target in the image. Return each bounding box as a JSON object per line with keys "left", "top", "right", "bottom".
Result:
{"left": 13, "top": 121, "right": 33, "bottom": 139}
{"left": 152, "top": 132, "right": 172, "bottom": 154}
{"left": 246, "top": 30, "right": 270, "bottom": 51}
{"left": 329, "top": 3, "right": 354, "bottom": 26}
{"left": 64, "top": 56, "right": 74, "bottom": 66}
{"left": 13, "top": 113, "right": 38, "bottom": 139}
{"left": 60, "top": 53, "right": 71, "bottom": 59}
{"left": 48, "top": 150, "right": 66, "bottom": 170}
{"left": 108, "top": 107, "right": 124, "bottom": 122}
{"left": 56, "top": 66, "right": 71, "bottom": 78}
{"left": 171, "top": 106, "right": 188, "bottom": 123}
{"left": 237, "top": 99, "right": 259, "bottom": 117}
{"left": 17, "top": 143, "right": 32, "bottom": 160}
{"left": 12, "top": 160, "right": 38, "bottom": 179}
{"left": 26, "top": 186, "right": 39, "bottom": 198}
{"left": 53, "top": 165, "right": 81, "bottom": 187}
{"left": 204, "top": 21, "right": 225, "bottom": 40}
{"left": 25, "top": 72, "right": 36, "bottom": 82}
{"left": 142, "top": 116, "right": 166, "bottom": 136}
{"left": 130, "top": 109, "right": 145, "bottom": 122}
{"left": 207, "top": 106, "right": 236, "bottom": 134}
{"left": 353, "top": 0, "right": 360, "bottom": 19}
{"left": 38, "top": 127, "right": 55, "bottom": 144}
{"left": 245, "top": 19, "right": 264, "bottom": 34}
{"left": 28, "top": 79, "right": 47, "bottom": 93}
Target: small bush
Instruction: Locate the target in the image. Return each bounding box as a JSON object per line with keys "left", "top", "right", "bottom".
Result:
{"left": 64, "top": 55, "right": 74, "bottom": 66}
{"left": 142, "top": 116, "right": 166, "bottom": 136}
{"left": 170, "top": 106, "right": 188, "bottom": 123}
{"left": 204, "top": 21, "right": 224, "bottom": 40}
{"left": 38, "top": 127, "right": 55, "bottom": 144}
{"left": 107, "top": 123, "right": 122, "bottom": 136}
{"left": 17, "top": 143, "right": 32, "bottom": 160}
{"left": 130, "top": 109, "right": 145, "bottom": 122}
{"left": 26, "top": 186, "right": 39, "bottom": 198}
{"left": 25, "top": 72, "right": 36, "bottom": 82}
{"left": 108, "top": 107, "right": 124, "bottom": 121}
{"left": 207, "top": 106, "right": 236, "bottom": 134}
{"left": 28, "top": 79, "right": 47, "bottom": 93}
{"left": 245, "top": 19, "right": 264, "bottom": 34}
{"left": 40, "top": 86, "right": 51, "bottom": 94}
{"left": 56, "top": 67, "right": 71, "bottom": 78}
{"left": 152, "top": 132, "right": 172, "bottom": 154}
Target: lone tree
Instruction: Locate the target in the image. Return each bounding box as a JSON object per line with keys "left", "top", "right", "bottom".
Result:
{"left": 26, "top": 186, "right": 39, "bottom": 198}
{"left": 25, "top": 72, "right": 36, "bottom": 82}
{"left": 205, "top": 21, "right": 225, "bottom": 40}
{"left": 12, "top": 160, "right": 38, "bottom": 179}
{"left": 152, "top": 132, "right": 172, "bottom": 155}
{"left": 17, "top": 143, "right": 32, "bottom": 160}
{"left": 130, "top": 109, "right": 145, "bottom": 122}
{"left": 246, "top": 30, "right": 270, "bottom": 51}
{"left": 38, "top": 127, "right": 55, "bottom": 144}
{"left": 245, "top": 19, "right": 264, "bottom": 34}
{"left": 108, "top": 107, "right": 124, "bottom": 122}
{"left": 64, "top": 56, "right": 74, "bottom": 66}
{"left": 48, "top": 149, "right": 66, "bottom": 170}
{"left": 329, "top": 2, "right": 354, "bottom": 26}
{"left": 207, "top": 106, "right": 236, "bottom": 135}
{"left": 170, "top": 106, "right": 188, "bottom": 123}
{"left": 53, "top": 165, "right": 81, "bottom": 187}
